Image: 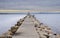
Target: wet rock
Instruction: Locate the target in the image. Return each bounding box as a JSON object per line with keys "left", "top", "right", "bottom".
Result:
{"left": 34, "top": 24, "right": 38, "bottom": 27}
{"left": 44, "top": 35, "right": 49, "bottom": 38}
{"left": 23, "top": 16, "right": 27, "bottom": 19}
{"left": 39, "top": 34, "right": 47, "bottom": 38}
{"left": 16, "top": 23, "right": 21, "bottom": 26}
{"left": 10, "top": 26, "right": 19, "bottom": 34}
{"left": 40, "top": 23, "right": 43, "bottom": 25}
{"left": 11, "top": 26, "right": 19, "bottom": 29}
{"left": 8, "top": 30, "right": 14, "bottom": 35}
{"left": 54, "top": 34, "right": 60, "bottom": 38}
{"left": 0, "top": 35, "right": 5, "bottom": 38}
{"left": 7, "top": 35, "right": 12, "bottom": 38}
{"left": 36, "top": 24, "right": 60, "bottom": 38}
{"left": 20, "top": 19, "right": 24, "bottom": 22}
{"left": 17, "top": 21, "right": 23, "bottom": 26}
{"left": 18, "top": 23, "right": 21, "bottom": 26}
{"left": 0, "top": 35, "right": 12, "bottom": 38}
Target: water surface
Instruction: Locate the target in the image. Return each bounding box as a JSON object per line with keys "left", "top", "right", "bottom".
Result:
{"left": 0, "top": 14, "right": 26, "bottom": 34}
{"left": 34, "top": 14, "right": 60, "bottom": 34}
{"left": 0, "top": 14, "right": 60, "bottom": 34}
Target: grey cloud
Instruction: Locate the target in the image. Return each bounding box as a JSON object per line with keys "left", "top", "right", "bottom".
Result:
{"left": 0, "top": 0, "right": 60, "bottom": 10}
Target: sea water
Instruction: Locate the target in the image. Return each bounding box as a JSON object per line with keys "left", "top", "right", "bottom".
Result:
{"left": 0, "top": 13, "right": 60, "bottom": 34}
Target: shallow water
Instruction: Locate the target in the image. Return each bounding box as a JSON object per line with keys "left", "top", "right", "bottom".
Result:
{"left": 0, "top": 14, "right": 60, "bottom": 34}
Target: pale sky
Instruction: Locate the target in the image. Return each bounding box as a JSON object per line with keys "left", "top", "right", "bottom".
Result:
{"left": 0, "top": 0, "right": 60, "bottom": 12}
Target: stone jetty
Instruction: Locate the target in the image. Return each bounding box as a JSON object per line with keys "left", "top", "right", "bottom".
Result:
{"left": 0, "top": 13, "right": 60, "bottom": 38}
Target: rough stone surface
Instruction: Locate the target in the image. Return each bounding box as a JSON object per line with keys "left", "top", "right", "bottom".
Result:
{"left": 0, "top": 15, "right": 60, "bottom": 38}
{"left": 12, "top": 16, "right": 39, "bottom": 38}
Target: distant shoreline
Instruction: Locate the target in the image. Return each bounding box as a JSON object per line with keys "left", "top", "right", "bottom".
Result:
{"left": 0, "top": 13, "right": 60, "bottom": 14}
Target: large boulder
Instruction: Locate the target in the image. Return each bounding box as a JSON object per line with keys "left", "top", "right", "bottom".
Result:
{"left": 0, "top": 35, "right": 5, "bottom": 38}
{"left": 20, "top": 19, "right": 24, "bottom": 22}
{"left": 34, "top": 24, "right": 38, "bottom": 27}
{"left": 8, "top": 30, "right": 14, "bottom": 35}
{"left": 17, "top": 22, "right": 23, "bottom": 26}
{"left": 10, "top": 26, "right": 19, "bottom": 34}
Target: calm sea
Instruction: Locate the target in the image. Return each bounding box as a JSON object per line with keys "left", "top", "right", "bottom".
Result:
{"left": 0, "top": 13, "right": 60, "bottom": 34}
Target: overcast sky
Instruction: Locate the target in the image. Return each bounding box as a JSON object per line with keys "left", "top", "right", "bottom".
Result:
{"left": 0, "top": 0, "right": 60, "bottom": 11}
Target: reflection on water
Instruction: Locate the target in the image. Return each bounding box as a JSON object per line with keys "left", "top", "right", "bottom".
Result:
{"left": 0, "top": 14, "right": 60, "bottom": 34}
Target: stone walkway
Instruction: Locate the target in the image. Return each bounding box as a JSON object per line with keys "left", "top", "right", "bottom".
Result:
{"left": 13, "top": 16, "right": 39, "bottom": 38}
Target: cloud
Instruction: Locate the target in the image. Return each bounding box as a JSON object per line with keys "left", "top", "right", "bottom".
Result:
{"left": 0, "top": 0, "right": 60, "bottom": 11}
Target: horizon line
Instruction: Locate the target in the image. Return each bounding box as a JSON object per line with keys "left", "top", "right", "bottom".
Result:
{"left": 0, "top": 10, "right": 60, "bottom": 13}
